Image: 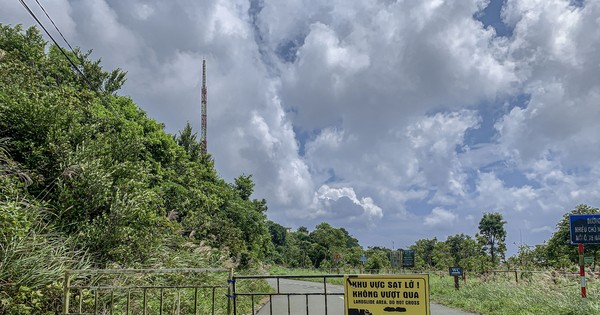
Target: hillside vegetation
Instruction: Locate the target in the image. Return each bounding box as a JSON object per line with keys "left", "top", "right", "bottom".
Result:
{"left": 0, "top": 24, "right": 276, "bottom": 313}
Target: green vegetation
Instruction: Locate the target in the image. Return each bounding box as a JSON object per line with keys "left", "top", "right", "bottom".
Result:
{"left": 431, "top": 272, "right": 600, "bottom": 315}
{"left": 0, "top": 24, "right": 271, "bottom": 313}
{"left": 2, "top": 23, "right": 600, "bottom": 314}
{"left": 477, "top": 212, "right": 507, "bottom": 265}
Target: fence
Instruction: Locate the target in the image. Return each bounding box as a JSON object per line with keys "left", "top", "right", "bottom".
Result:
{"left": 62, "top": 268, "right": 229, "bottom": 315}
{"left": 231, "top": 274, "right": 344, "bottom": 315}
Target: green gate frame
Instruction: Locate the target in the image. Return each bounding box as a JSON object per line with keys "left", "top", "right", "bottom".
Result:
{"left": 62, "top": 268, "right": 230, "bottom": 315}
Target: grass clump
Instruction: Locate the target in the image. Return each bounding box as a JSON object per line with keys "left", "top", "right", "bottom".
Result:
{"left": 430, "top": 272, "right": 600, "bottom": 315}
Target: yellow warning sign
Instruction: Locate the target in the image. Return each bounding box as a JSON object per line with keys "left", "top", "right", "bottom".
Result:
{"left": 344, "top": 274, "right": 430, "bottom": 315}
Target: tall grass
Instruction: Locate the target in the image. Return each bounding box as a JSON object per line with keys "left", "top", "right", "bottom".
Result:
{"left": 430, "top": 271, "right": 600, "bottom": 315}
{"left": 0, "top": 203, "right": 90, "bottom": 314}
{"left": 271, "top": 266, "right": 600, "bottom": 314}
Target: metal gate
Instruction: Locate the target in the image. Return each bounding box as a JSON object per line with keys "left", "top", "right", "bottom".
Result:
{"left": 231, "top": 274, "right": 344, "bottom": 315}
{"left": 62, "top": 268, "right": 229, "bottom": 315}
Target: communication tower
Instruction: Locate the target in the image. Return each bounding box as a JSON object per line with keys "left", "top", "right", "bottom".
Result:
{"left": 201, "top": 60, "right": 207, "bottom": 155}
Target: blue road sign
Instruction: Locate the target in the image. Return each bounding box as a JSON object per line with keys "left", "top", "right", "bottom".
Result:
{"left": 570, "top": 214, "right": 600, "bottom": 244}
{"left": 449, "top": 267, "right": 463, "bottom": 276}
{"left": 359, "top": 254, "right": 367, "bottom": 264}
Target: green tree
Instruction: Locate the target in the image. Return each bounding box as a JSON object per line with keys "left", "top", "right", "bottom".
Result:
{"left": 546, "top": 204, "right": 600, "bottom": 269}
{"left": 365, "top": 247, "right": 391, "bottom": 271}
{"left": 174, "top": 122, "right": 202, "bottom": 160}
{"left": 233, "top": 174, "right": 255, "bottom": 200}
{"left": 446, "top": 234, "right": 479, "bottom": 267}
{"left": 477, "top": 212, "right": 507, "bottom": 265}
{"left": 410, "top": 238, "right": 438, "bottom": 269}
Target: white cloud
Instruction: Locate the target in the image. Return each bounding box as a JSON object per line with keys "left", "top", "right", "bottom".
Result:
{"left": 313, "top": 185, "right": 383, "bottom": 221}
{"left": 474, "top": 172, "right": 538, "bottom": 213}
{"left": 424, "top": 208, "right": 457, "bottom": 227}
{"left": 4, "top": 0, "right": 600, "bottom": 252}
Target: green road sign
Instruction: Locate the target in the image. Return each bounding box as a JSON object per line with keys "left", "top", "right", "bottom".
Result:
{"left": 402, "top": 250, "right": 415, "bottom": 267}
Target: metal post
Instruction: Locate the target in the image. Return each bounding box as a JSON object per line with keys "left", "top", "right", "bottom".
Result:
{"left": 193, "top": 288, "right": 198, "bottom": 315}
{"left": 323, "top": 277, "right": 328, "bottom": 314}
{"left": 62, "top": 271, "right": 71, "bottom": 315}
{"left": 229, "top": 269, "right": 235, "bottom": 315}
{"left": 159, "top": 288, "right": 164, "bottom": 315}
{"left": 143, "top": 288, "right": 147, "bottom": 315}
{"left": 579, "top": 244, "right": 587, "bottom": 308}
{"left": 212, "top": 287, "right": 216, "bottom": 315}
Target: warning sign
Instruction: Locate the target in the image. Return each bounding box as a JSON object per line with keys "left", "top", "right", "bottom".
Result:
{"left": 344, "top": 274, "right": 430, "bottom": 315}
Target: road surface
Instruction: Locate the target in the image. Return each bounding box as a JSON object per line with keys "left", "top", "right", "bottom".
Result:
{"left": 254, "top": 278, "right": 476, "bottom": 315}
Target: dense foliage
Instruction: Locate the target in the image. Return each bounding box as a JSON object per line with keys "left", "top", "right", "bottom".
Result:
{"left": 0, "top": 24, "right": 272, "bottom": 313}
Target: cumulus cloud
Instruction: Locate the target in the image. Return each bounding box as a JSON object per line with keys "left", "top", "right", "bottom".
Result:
{"left": 5, "top": 0, "right": 600, "bottom": 252}
{"left": 312, "top": 185, "right": 383, "bottom": 221}
{"left": 424, "top": 208, "right": 458, "bottom": 227}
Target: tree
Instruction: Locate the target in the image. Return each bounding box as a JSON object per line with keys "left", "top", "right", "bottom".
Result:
{"left": 233, "top": 174, "right": 255, "bottom": 200}
{"left": 410, "top": 238, "right": 438, "bottom": 268}
{"left": 546, "top": 204, "right": 600, "bottom": 269}
{"left": 365, "top": 247, "right": 391, "bottom": 271}
{"left": 297, "top": 226, "right": 309, "bottom": 234}
{"left": 268, "top": 220, "right": 287, "bottom": 247}
{"left": 477, "top": 212, "right": 507, "bottom": 265}
{"left": 174, "top": 122, "right": 201, "bottom": 160}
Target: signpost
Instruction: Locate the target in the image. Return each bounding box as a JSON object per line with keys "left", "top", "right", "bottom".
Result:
{"left": 344, "top": 274, "right": 430, "bottom": 315}
{"left": 360, "top": 254, "right": 368, "bottom": 264}
{"left": 569, "top": 214, "right": 600, "bottom": 308}
{"left": 570, "top": 214, "right": 600, "bottom": 244}
{"left": 390, "top": 250, "right": 401, "bottom": 269}
{"left": 449, "top": 267, "right": 463, "bottom": 290}
{"left": 402, "top": 250, "right": 415, "bottom": 268}
{"left": 360, "top": 254, "right": 368, "bottom": 274}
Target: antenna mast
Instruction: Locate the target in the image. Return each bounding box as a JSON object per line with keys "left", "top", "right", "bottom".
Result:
{"left": 201, "top": 59, "right": 207, "bottom": 155}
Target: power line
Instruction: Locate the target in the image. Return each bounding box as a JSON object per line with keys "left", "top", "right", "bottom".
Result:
{"left": 17, "top": 0, "right": 114, "bottom": 110}
{"left": 33, "top": 0, "right": 76, "bottom": 53}
{"left": 18, "top": 0, "right": 93, "bottom": 88}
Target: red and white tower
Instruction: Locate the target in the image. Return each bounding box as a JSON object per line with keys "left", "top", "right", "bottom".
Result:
{"left": 200, "top": 60, "right": 207, "bottom": 155}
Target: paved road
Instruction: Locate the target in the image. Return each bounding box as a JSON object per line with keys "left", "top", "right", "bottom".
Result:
{"left": 255, "top": 278, "right": 477, "bottom": 315}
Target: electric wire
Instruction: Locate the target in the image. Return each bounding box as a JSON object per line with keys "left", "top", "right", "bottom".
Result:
{"left": 16, "top": 0, "right": 114, "bottom": 110}
{"left": 33, "top": 0, "right": 76, "bottom": 53}
{"left": 32, "top": 0, "right": 90, "bottom": 71}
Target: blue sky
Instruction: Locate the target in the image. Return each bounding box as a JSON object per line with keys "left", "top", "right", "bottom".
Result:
{"left": 3, "top": 0, "right": 600, "bottom": 256}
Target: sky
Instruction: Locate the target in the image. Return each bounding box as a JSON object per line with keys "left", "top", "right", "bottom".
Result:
{"left": 2, "top": 0, "right": 600, "bottom": 255}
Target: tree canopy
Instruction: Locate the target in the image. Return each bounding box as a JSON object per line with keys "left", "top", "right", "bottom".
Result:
{"left": 0, "top": 23, "right": 274, "bottom": 270}
{"left": 477, "top": 212, "right": 507, "bottom": 265}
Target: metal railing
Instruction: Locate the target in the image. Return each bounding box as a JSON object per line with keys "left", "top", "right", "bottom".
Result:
{"left": 62, "top": 268, "right": 229, "bottom": 315}
{"left": 231, "top": 274, "right": 344, "bottom": 315}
